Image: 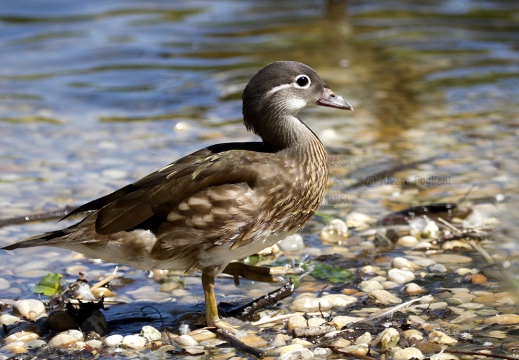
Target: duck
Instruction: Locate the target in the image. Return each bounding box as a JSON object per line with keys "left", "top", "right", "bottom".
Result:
{"left": 3, "top": 61, "right": 352, "bottom": 330}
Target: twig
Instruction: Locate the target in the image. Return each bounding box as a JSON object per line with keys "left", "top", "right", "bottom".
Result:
{"left": 252, "top": 312, "right": 303, "bottom": 327}
{"left": 216, "top": 329, "right": 265, "bottom": 359}
{"left": 444, "top": 349, "right": 519, "bottom": 360}
{"left": 141, "top": 306, "right": 174, "bottom": 346}
{"left": 89, "top": 268, "right": 122, "bottom": 292}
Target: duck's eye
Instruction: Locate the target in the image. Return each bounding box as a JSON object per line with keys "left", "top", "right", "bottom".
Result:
{"left": 295, "top": 75, "right": 310, "bottom": 88}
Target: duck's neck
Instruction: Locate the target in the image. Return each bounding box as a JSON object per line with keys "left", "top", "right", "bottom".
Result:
{"left": 247, "top": 113, "right": 320, "bottom": 150}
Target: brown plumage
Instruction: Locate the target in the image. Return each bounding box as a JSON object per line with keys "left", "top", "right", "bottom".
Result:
{"left": 3, "top": 61, "right": 352, "bottom": 329}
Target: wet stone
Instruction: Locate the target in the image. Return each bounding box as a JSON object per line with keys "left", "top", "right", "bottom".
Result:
{"left": 47, "top": 310, "right": 78, "bottom": 332}
{"left": 5, "top": 331, "right": 40, "bottom": 344}
{"left": 175, "top": 334, "right": 198, "bottom": 347}
{"left": 1, "top": 342, "right": 27, "bottom": 354}
{"left": 24, "top": 339, "right": 47, "bottom": 350}
{"left": 429, "top": 330, "right": 458, "bottom": 345}
{"left": 238, "top": 334, "right": 268, "bottom": 348}
{"left": 483, "top": 314, "right": 519, "bottom": 325}
{"left": 287, "top": 315, "right": 307, "bottom": 330}
{"left": 358, "top": 279, "right": 384, "bottom": 292}
{"left": 141, "top": 325, "right": 162, "bottom": 342}
{"left": 49, "top": 332, "right": 81, "bottom": 348}
{"left": 270, "top": 334, "right": 288, "bottom": 347}
{"left": 189, "top": 329, "right": 217, "bottom": 342}
{"left": 391, "top": 257, "right": 418, "bottom": 270}
{"left": 85, "top": 339, "right": 103, "bottom": 350}
{"left": 122, "top": 335, "right": 146, "bottom": 350}
{"left": 104, "top": 334, "right": 123, "bottom": 347}
{"left": 277, "top": 344, "right": 314, "bottom": 360}
{"left": 0, "top": 314, "right": 21, "bottom": 326}
{"left": 387, "top": 268, "right": 415, "bottom": 284}
{"left": 405, "top": 283, "right": 424, "bottom": 296}
{"left": 355, "top": 332, "right": 372, "bottom": 345}
{"left": 13, "top": 299, "right": 46, "bottom": 320}
{"left": 393, "top": 347, "right": 424, "bottom": 360}
{"left": 307, "top": 317, "right": 327, "bottom": 327}
{"left": 429, "top": 254, "right": 472, "bottom": 264}
{"left": 375, "top": 327, "right": 400, "bottom": 351}
{"left": 369, "top": 289, "right": 402, "bottom": 305}
{"left": 81, "top": 310, "right": 109, "bottom": 336}
{"left": 396, "top": 235, "right": 419, "bottom": 247}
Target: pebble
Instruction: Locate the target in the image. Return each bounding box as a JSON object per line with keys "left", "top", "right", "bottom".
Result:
{"left": 429, "top": 254, "right": 472, "bottom": 264}
{"left": 391, "top": 257, "right": 418, "bottom": 270}
{"left": 330, "top": 315, "right": 363, "bottom": 328}
{"left": 429, "top": 330, "right": 458, "bottom": 345}
{"left": 369, "top": 289, "right": 402, "bottom": 305}
{"left": 47, "top": 310, "right": 78, "bottom": 332}
{"left": 122, "top": 335, "right": 146, "bottom": 350}
{"left": 313, "top": 347, "right": 331, "bottom": 357}
{"left": 360, "top": 265, "right": 381, "bottom": 274}
{"left": 24, "top": 339, "right": 47, "bottom": 350}
{"left": 174, "top": 334, "right": 198, "bottom": 347}
{"left": 86, "top": 339, "right": 104, "bottom": 350}
{"left": 270, "top": 333, "right": 288, "bottom": 347}
{"left": 403, "top": 329, "right": 424, "bottom": 342}
{"left": 414, "top": 342, "right": 443, "bottom": 355}
{"left": 358, "top": 279, "right": 384, "bottom": 292}
{"left": 307, "top": 317, "right": 327, "bottom": 327}
{"left": 188, "top": 329, "right": 217, "bottom": 342}
{"left": 141, "top": 325, "right": 162, "bottom": 342}
{"left": 375, "top": 327, "right": 400, "bottom": 351}
{"left": 405, "top": 283, "right": 424, "bottom": 296}
{"left": 81, "top": 310, "right": 109, "bottom": 336}
{"left": 340, "top": 343, "right": 369, "bottom": 356}
{"left": 238, "top": 334, "right": 268, "bottom": 348}
{"left": 0, "top": 314, "right": 21, "bottom": 326}
{"left": 345, "top": 212, "right": 374, "bottom": 230}
{"left": 1, "top": 342, "right": 27, "bottom": 354}
{"left": 49, "top": 332, "right": 82, "bottom": 348}
{"left": 288, "top": 315, "right": 307, "bottom": 330}
{"left": 5, "top": 331, "right": 39, "bottom": 344}
{"left": 104, "top": 334, "right": 123, "bottom": 347}
{"left": 427, "top": 263, "right": 448, "bottom": 273}
{"left": 393, "top": 347, "right": 424, "bottom": 360}
{"left": 278, "top": 344, "right": 314, "bottom": 360}
{"left": 290, "top": 294, "right": 356, "bottom": 312}
{"left": 355, "top": 332, "right": 372, "bottom": 345}
{"left": 396, "top": 235, "right": 419, "bottom": 247}
{"left": 483, "top": 314, "right": 519, "bottom": 325}
{"left": 469, "top": 273, "right": 487, "bottom": 284}
{"left": 387, "top": 268, "right": 415, "bottom": 284}
{"left": 320, "top": 219, "right": 349, "bottom": 243}
{"left": 13, "top": 299, "right": 46, "bottom": 320}
{"left": 456, "top": 267, "right": 476, "bottom": 276}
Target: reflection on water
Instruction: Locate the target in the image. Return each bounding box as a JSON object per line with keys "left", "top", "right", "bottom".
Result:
{"left": 0, "top": 0, "right": 518, "bottom": 326}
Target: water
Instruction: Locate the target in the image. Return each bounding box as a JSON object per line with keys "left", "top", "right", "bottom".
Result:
{"left": 0, "top": 0, "right": 518, "bottom": 342}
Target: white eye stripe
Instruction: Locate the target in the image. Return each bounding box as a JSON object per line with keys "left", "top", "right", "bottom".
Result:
{"left": 266, "top": 83, "right": 293, "bottom": 96}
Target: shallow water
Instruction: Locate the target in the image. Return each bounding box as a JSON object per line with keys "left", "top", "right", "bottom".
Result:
{"left": 0, "top": 0, "right": 518, "bottom": 349}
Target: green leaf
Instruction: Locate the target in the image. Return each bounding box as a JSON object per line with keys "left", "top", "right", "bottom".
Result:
{"left": 310, "top": 263, "right": 353, "bottom": 284}
{"left": 31, "top": 273, "right": 64, "bottom": 296}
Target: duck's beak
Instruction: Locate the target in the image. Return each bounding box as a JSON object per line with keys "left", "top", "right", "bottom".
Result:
{"left": 317, "top": 87, "right": 353, "bottom": 110}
